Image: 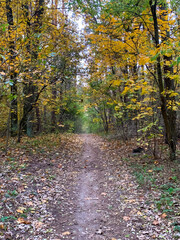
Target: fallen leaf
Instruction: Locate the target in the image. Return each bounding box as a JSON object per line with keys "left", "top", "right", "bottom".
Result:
{"left": 148, "top": 169, "right": 153, "bottom": 172}
{"left": 153, "top": 220, "right": 160, "bottom": 225}
{"left": 139, "top": 196, "right": 144, "bottom": 201}
{"left": 16, "top": 207, "right": 26, "bottom": 213}
{"left": 34, "top": 221, "right": 43, "bottom": 229}
{"left": 101, "top": 192, "right": 107, "bottom": 196}
{"left": 17, "top": 209, "right": 23, "bottom": 213}
{"left": 0, "top": 223, "right": 4, "bottom": 229}
{"left": 62, "top": 231, "right": 71, "bottom": 236}
{"left": 17, "top": 218, "right": 31, "bottom": 224}
{"left": 137, "top": 211, "right": 142, "bottom": 215}
{"left": 125, "top": 199, "right": 136, "bottom": 203}
{"left": 160, "top": 213, "right": 167, "bottom": 219}
{"left": 123, "top": 216, "right": 131, "bottom": 221}
{"left": 26, "top": 201, "right": 33, "bottom": 206}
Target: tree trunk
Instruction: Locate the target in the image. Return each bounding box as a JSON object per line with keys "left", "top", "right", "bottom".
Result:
{"left": 149, "top": 0, "right": 177, "bottom": 160}
{"left": 103, "top": 105, "right": 109, "bottom": 134}
{"left": 36, "top": 105, "right": 42, "bottom": 133}
{"left": 27, "top": 110, "right": 34, "bottom": 137}
{"left": 18, "top": 0, "right": 45, "bottom": 141}
{"left": 161, "top": 4, "right": 177, "bottom": 160}
{"left": 51, "top": 84, "right": 57, "bottom": 131}
{"left": 6, "top": 0, "right": 18, "bottom": 136}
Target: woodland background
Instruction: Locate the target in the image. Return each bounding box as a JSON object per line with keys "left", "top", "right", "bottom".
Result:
{"left": 0, "top": 1, "right": 179, "bottom": 239}
{"left": 0, "top": 0, "right": 179, "bottom": 160}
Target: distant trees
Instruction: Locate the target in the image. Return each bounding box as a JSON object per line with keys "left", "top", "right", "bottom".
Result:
{"left": 75, "top": 0, "right": 179, "bottom": 160}
{"left": 0, "top": 0, "right": 179, "bottom": 160}
{"left": 0, "top": 0, "right": 83, "bottom": 141}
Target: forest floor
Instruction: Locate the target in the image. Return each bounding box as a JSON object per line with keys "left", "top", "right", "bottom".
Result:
{"left": 0, "top": 134, "right": 179, "bottom": 240}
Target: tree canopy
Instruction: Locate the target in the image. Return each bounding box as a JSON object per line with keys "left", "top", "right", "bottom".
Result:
{"left": 0, "top": 0, "right": 179, "bottom": 160}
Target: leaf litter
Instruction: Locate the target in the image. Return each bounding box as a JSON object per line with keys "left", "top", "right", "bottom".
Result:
{"left": 0, "top": 133, "right": 179, "bottom": 239}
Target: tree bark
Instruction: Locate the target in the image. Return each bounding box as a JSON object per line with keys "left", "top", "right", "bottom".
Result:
{"left": 36, "top": 105, "right": 42, "bottom": 133}
{"left": 51, "top": 84, "right": 57, "bottom": 131}
{"left": 149, "top": 0, "right": 177, "bottom": 160}
{"left": 19, "top": 0, "right": 45, "bottom": 140}
{"left": 6, "top": 0, "right": 18, "bottom": 136}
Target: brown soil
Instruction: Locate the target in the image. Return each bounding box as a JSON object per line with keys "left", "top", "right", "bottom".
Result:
{"left": 0, "top": 134, "right": 178, "bottom": 240}
{"left": 51, "top": 134, "right": 175, "bottom": 240}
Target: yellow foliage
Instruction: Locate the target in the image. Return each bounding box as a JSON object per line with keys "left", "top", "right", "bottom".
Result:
{"left": 122, "top": 87, "right": 130, "bottom": 95}
{"left": 112, "top": 80, "right": 122, "bottom": 86}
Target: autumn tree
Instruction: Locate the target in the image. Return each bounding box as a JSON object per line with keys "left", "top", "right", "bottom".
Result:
{"left": 5, "top": 0, "right": 18, "bottom": 136}
{"left": 0, "top": 0, "right": 83, "bottom": 140}
{"left": 72, "top": 0, "right": 179, "bottom": 159}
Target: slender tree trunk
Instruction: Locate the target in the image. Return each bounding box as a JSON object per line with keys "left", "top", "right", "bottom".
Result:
{"left": 51, "top": 0, "right": 57, "bottom": 132}
{"left": 36, "top": 105, "right": 42, "bottom": 133}
{"left": 103, "top": 105, "right": 108, "bottom": 133}
{"left": 51, "top": 85, "right": 57, "bottom": 131}
{"left": 27, "top": 110, "right": 34, "bottom": 137}
{"left": 5, "top": 108, "right": 11, "bottom": 154}
{"left": 6, "top": 0, "right": 18, "bottom": 136}
{"left": 43, "top": 105, "right": 47, "bottom": 130}
{"left": 149, "top": 0, "right": 177, "bottom": 160}
{"left": 18, "top": 0, "right": 45, "bottom": 141}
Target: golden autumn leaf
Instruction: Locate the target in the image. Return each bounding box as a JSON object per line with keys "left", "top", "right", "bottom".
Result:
{"left": 62, "top": 231, "right": 71, "bottom": 236}
{"left": 137, "top": 211, "right": 142, "bottom": 216}
{"left": 17, "top": 218, "right": 31, "bottom": 224}
{"left": 17, "top": 209, "right": 23, "bottom": 214}
{"left": 16, "top": 207, "right": 26, "bottom": 213}
{"left": 160, "top": 213, "right": 167, "bottom": 219}
{"left": 112, "top": 80, "right": 121, "bottom": 86}
{"left": 0, "top": 223, "right": 5, "bottom": 229}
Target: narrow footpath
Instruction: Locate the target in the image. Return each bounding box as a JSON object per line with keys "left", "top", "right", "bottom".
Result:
{"left": 74, "top": 135, "right": 104, "bottom": 239}
{"left": 55, "top": 135, "right": 173, "bottom": 240}
{"left": 0, "top": 134, "right": 175, "bottom": 240}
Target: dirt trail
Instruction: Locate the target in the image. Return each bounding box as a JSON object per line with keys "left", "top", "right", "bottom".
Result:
{"left": 74, "top": 135, "right": 104, "bottom": 239}
{"left": 68, "top": 134, "right": 173, "bottom": 240}
{"left": 0, "top": 134, "right": 175, "bottom": 239}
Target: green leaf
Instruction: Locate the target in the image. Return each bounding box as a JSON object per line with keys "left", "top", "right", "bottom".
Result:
{"left": 151, "top": 53, "right": 159, "bottom": 61}
{"left": 177, "top": 57, "right": 180, "bottom": 65}
{"left": 174, "top": 225, "right": 180, "bottom": 232}
{"left": 0, "top": 23, "right": 9, "bottom": 32}
{"left": 1, "top": 216, "right": 16, "bottom": 222}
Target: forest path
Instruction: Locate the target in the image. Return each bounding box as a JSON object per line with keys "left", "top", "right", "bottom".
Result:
{"left": 52, "top": 134, "right": 173, "bottom": 240}
{"left": 53, "top": 134, "right": 129, "bottom": 240}
{"left": 0, "top": 134, "right": 174, "bottom": 240}
{"left": 74, "top": 134, "right": 109, "bottom": 239}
